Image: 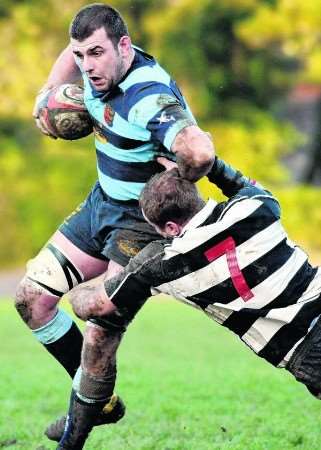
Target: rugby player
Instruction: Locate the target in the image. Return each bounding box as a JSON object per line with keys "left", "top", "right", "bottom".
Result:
{"left": 15, "top": 2, "right": 214, "bottom": 430}
{"left": 52, "top": 156, "right": 321, "bottom": 449}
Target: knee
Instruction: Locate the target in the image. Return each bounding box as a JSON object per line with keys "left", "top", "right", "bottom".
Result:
{"left": 15, "top": 276, "right": 43, "bottom": 322}
{"left": 15, "top": 242, "right": 83, "bottom": 326}
{"left": 15, "top": 276, "right": 59, "bottom": 327}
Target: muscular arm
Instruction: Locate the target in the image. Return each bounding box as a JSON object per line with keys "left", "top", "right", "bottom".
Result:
{"left": 68, "top": 241, "right": 164, "bottom": 323}
{"left": 171, "top": 125, "right": 215, "bottom": 182}
{"left": 41, "top": 44, "right": 81, "bottom": 91}
{"left": 207, "top": 157, "right": 265, "bottom": 198}
{"left": 33, "top": 45, "right": 82, "bottom": 136}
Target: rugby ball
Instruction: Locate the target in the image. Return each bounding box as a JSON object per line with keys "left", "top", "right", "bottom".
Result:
{"left": 38, "top": 84, "right": 93, "bottom": 140}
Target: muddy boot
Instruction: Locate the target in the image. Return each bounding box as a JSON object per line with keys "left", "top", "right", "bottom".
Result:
{"left": 46, "top": 394, "right": 125, "bottom": 442}
{"left": 56, "top": 390, "right": 105, "bottom": 450}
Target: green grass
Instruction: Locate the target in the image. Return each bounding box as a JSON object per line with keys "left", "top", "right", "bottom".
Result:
{"left": 1, "top": 297, "right": 321, "bottom": 449}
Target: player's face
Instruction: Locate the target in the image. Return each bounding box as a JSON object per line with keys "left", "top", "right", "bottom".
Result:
{"left": 71, "top": 27, "right": 129, "bottom": 92}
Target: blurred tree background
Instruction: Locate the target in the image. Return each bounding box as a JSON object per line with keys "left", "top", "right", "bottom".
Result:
{"left": 0, "top": 0, "right": 320, "bottom": 268}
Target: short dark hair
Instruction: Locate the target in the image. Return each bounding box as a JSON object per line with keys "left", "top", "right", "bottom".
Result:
{"left": 69, "top": 3, "right": 129, "bottom": 47}
{"left": 139, "top": 169, "right": 205, "bottom": 228}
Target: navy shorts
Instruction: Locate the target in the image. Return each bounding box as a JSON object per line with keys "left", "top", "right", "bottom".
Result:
{"left": 59, "top": 182, "right": 160, "bottom": 267}
{"left": 286, "top": 311, "right": 321, "bottom": 399}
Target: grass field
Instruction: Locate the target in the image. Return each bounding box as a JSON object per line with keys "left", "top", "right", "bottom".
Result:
{"left": 1, "top": 297, "right": 321, "bottom": 450}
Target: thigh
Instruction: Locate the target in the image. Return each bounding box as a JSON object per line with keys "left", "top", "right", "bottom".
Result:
{"left": 102, "top": 204, "right": 160, "bottom": 267}
{"left": 59, "top": 182, "right": 109, "bottom": 261}
{"left": 51, "top": 231, "right": 109, "bottom": 282}
{"left": 62, "top": 185, "right": 160, "bottom": 267}
{"left": 25, "top": 230, "right": 109, "bottom": 298}
{"left": 18, "top": 230, "right": 109, "bottom": 327}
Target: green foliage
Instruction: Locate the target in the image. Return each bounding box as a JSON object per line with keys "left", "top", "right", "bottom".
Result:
{"left": 2, "top": 298, "right": 321, "bottom": 449}
{"left": 144, "top": 0, "right": 297, "bottom": 119}
{"left": 276, "top": 185, "right": 321, "bottom": 251}
{"left": 0, "top": 0, "right": 28, "bottom": 18}
{"left": 198, "top": 114, "right": 301, "bottom": 203}
{"left": 237, "top": 0, "right": 321, "bottom": 83}
{"left": 0, "top": 132, "right": 96, "bottom": 266}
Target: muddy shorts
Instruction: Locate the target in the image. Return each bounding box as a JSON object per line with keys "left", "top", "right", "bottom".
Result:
{"left": 286, "top": 313, "right": 321, "bottom": 399}
{"left": 59, "top": 182, "right": 160, "bottom": 267}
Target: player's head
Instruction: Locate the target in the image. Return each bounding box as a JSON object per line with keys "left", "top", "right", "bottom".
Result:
{"left": 70, "top": 3, "right": 129, "bottom": 47}
{"left": 69, "top": 4, "right": 132, "bottom": 91}
{"left": 139, "top": 169, "right": 205, "bottom": 238}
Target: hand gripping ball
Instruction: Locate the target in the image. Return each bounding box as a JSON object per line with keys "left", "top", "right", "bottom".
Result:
{"left": 38, "top": 84, "right": 93, "bottom": 140}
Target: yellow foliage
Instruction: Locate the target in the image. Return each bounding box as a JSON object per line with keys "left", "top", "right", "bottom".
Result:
{"left": 305, "top": 49, "right": 321, "bottom": 83}
{"left": 237, "top": 0, "right": 321, "bottom": 82}
{"left": 204, "top": 119, "right": 300, "bottom": 184}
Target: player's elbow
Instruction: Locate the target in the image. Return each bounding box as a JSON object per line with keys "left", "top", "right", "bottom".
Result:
{"left": 187, "top": 134, "right": 215, "bottom": 177}
{"left": 195, "top": 130, "right": 215, "bottom": 165}
{"left": 177, "top": 126, "right": 215, "bottom": 166}
{"left": 195, "top": 144, "right": 215, "bottom": 168}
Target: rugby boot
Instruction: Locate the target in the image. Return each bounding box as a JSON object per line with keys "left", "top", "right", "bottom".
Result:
{"left": 45, "top": 394, "right": 125, "bottom": 442}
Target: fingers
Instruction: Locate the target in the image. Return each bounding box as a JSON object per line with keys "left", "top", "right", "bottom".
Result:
{"left": 157, "top": 157, "right": 178, "bottom": 171}
{"left": 32, "top": 103, "right": 39, "bottom": 119}
{"left": 33, "top": 86, "right": 58, "bottom": 139}
{"left": 37, "top": 114, "right": 57, "bottom": 139}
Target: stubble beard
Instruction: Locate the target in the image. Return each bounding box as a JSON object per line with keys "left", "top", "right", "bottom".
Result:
{"left": 100, "top": 57, "right": 126, "bottom": 92}
{"left": 114, "top": 55, "right": 127, "bottom": 87}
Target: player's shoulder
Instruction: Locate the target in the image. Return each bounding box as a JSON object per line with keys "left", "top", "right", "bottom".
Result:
{"left": 221, "top": 186, "right": 281, "bottom": 221}
{"left": 119, "top": 48, "right": 172, "bottom": 94}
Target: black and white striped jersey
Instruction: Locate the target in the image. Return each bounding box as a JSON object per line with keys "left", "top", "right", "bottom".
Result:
{"left": 106, "top": 174, "right": 321, "bottom": 368}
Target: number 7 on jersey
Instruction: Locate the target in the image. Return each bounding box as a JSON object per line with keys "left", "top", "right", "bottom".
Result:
{"left": 204, "top": 237, "right": 254, "bottom": 302}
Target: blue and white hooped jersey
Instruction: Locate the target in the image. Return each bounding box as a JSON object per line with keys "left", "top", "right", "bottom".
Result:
{"left": 82, "top": 47, "right": 196, "bottom": 201}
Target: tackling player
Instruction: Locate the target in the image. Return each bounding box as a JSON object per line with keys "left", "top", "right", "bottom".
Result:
{"left": 52, "top": 157, "right": 321, "bottom": 449}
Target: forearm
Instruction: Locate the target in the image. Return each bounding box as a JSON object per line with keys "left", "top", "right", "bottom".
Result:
{"left": 207, "top": 157, "right": 255, "bottom": 197}
{"left": 41, "top": 44, "right": 81, "bottom": 91}
{"left": 172, "top": 126, "right": 215, "bottom": 182}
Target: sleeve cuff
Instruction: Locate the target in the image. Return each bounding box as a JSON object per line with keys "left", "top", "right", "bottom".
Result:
{"left": 163, "top": 118, "right": 196, "bottom": 150}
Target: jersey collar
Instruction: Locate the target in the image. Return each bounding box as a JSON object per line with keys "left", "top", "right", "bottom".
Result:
{"left": 98, "top": 47, "right": 156, "bottom": 102}
{"left": 180, "top": 199, "right": 217, "bottom": 235}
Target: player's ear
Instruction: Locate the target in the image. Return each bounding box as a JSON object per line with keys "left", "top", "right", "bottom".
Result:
{"left": 118, "top": 36, "right": 131, "bottom": 56}
{"left": 164, "top": 221, "right": 181, "bottom": 237}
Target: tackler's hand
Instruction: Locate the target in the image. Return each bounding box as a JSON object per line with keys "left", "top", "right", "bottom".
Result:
{"left": 157, "top": 156, "right": 178, "bottom": 171}
{"left": 33, "top": 86, "right": 57, "bottom": 139}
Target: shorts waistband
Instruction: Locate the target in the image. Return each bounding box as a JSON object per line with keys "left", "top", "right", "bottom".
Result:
{"left": 100, "top": 188, "right": 139, "bottom": 207}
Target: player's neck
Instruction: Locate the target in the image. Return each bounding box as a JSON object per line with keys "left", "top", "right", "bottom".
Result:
{"left": 123, "top": 47, "right": 135, "bottom": 73}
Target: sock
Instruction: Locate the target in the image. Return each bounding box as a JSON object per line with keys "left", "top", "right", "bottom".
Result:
{"left": 33, "top": 309, "right": 83, "bottom": 378}
{"left": 58, "top": 390, "right": 105, "bottom": 450}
